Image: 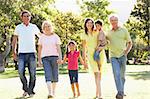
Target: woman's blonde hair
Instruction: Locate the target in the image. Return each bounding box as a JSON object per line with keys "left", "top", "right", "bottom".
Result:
{"left": 42, "top": 20, "right": 53, "bottom": 31}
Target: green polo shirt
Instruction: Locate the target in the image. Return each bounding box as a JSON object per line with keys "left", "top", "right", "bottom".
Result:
{"left": 106, "top": 27, "right": 131, "bottom": 58}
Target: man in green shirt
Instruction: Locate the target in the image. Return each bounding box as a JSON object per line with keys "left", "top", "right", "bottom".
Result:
{"left": 107, "top": 15, "right": 132, "bottom": 99}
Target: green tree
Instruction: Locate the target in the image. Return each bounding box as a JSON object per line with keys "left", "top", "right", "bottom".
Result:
{"left": 130, "top": 0, "right": 149, "bottom": 46}
{"left": 0, "top": 0, "right": 56, "bottom": 72}
{"left": 80, "top": 0, "right": 112, "bottom": 25}
{"left": 0, "top": 0, "right": 18, "bottom": 72}
{"left": 53, "top": 12, "right": 83, "bottom": 55}
{"left": 125, "top": 0, "right": 150, "bottom": 63}
{"left": 79, "top": 0, "right": 112, "bottom": 62}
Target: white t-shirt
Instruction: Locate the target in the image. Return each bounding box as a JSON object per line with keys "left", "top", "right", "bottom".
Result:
{"left": 38, "top": 33, "right": 61, "bottom": 58}
{"left": 14, "top": 23, "right": 40, "bottom": 53}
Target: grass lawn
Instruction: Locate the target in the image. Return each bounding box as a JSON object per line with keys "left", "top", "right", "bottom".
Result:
{"left": 0, "top": 64, "right": 149, "bottom": 79}
{"left": 0, "top": 64, "right": 150, "bottom": 99}
{"left": 125, "top": 64, "right": 150, "bottom": 80}
{"left": 0, "top": 64, "right": 88, "bottom": 79}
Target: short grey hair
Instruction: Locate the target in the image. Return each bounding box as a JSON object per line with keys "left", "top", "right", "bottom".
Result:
{"left": 108, "top": 14, "right": 119, "bottom": 21}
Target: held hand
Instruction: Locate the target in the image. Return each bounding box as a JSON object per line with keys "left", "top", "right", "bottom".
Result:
{"left": 38, "top": 60, "right": 43, "bottom": 67}
{"left": 13, "top": 52, "right": 17, "bottom": 61}
{"left": 95, "top": 47, "right": 103, "bottom": 52}
{"left": 83, "top": 63, "right": 88, "bottom": 70}
{"left": 57, "top": 59, "right": 62, "bottom": 64}
{"left": 97, "top": 47, "right": 103, "bottom": 52}
{"left": 95, "top": 47, "right": 99, "bottom": 51}
{"left": 60, "top": 60, "right": 65, "bottom": 64}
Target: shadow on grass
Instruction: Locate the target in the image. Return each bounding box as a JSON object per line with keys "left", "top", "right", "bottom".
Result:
{"left": 126, "top": 71, "right": 150, "bottom": 80}
{"left": 0, "top": 69, "right": 19, "bottom": 79}
{"left": 14, "top": 96, "right": 32, "bottom": 99}
{"left": 14, "top": 97, "right": 27, "bottom": 99}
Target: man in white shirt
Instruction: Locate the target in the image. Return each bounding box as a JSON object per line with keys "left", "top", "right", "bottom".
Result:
{"left": 12, "top": 10, "right": 40, "bottom": 97}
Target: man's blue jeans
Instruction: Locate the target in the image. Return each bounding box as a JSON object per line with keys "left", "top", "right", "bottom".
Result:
{"left": 18, "top": 53, "right": 36, "bottom": 94}
{"left": 110, "top": 55, "right": 127, "bottom": 96}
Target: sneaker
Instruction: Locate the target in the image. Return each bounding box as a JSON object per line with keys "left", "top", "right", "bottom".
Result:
{"left": 32, "top": 91, "right": 35, "bottom": 95}
{"left": 28, "top": 91, "right": 35, "bottom": 97}
{"left": 29, "top": 94, "right": 34, "bottom": 97}
{"left": 22, "top": 92, "right": 28, "bottom": 97}
{"left": 48, "top": 95, "right": 53, "bottom": 98}
{"left": 116, "top": 94, "right": 123, "bottom": 99}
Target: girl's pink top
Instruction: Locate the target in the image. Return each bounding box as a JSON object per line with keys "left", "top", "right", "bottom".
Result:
{"left": 67, "top": 51, "right": 79, "bottom": 70}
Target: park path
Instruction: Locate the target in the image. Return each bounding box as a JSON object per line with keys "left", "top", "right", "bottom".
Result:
{"left": 0, "top": 65, "right": 150, "bottom": 99}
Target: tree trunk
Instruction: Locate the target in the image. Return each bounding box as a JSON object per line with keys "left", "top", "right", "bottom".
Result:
{"left": 0, "top": 54, "right": 5, "bottom": 72}
{"left": 148, "top": 0, "right": 150, "bottom": 46}
{"left": 0, "top": 37, "right": 11, "bottom": 73}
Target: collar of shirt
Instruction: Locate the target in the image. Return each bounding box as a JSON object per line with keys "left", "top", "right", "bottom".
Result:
{"left": 111, "top": 26, "right": 121, "bottom": 31}
{"left": 21, "top": 23, "right": 31, "bottom": 27}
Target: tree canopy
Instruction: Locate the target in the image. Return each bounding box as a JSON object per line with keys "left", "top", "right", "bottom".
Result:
{"left": 0, "top": 0, "right": 149, "bottom": 68}
{"left": 125, "top": 0, "right": 150, "bottom": 63}
{"left": 81, "top": 0, "right": 112, "bottom": 26}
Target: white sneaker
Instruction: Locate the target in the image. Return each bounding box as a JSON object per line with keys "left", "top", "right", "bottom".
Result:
{"left": 29, "top": 94, "right": 34, "bottom": 98}
{"left": 22, "top": 92, "right": 28, "bottom": 97}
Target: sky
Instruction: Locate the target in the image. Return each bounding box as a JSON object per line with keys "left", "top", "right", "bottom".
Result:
{"left": 108, "top": 0, "right": 137, "bottom": 23}
{"left": 55, "top": 0, "right": 137, "bottom": 24}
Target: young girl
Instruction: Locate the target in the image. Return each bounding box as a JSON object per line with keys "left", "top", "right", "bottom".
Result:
{"left": 61, "top": 41, "right": 87, "bottom": 98}
{"left": 94, "top": 20, "right": 107, "bottom": 71}
{"left": 38, "top": 20, "right": 62, "bottom": 98}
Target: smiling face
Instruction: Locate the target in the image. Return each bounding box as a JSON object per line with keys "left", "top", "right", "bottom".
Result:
{"left": 42, "top": 21, "right": 53, "bottom": 34}
{"left": 84, "top": 18, "right": 94, "bottom": 34}
{"left": 68, "top": 42, "right": 76, "bottom": 51}
{"left": 86, "top": 20, "right": 94, "bottom": 30}
{"left": 95, "top": 24, "right": 102, "bottom": 31}
{"left": 21, "top": 12, "right": 31, "bottom": 25}
{"left": 69, "top": 43, "right": 75, "bottom": 51}
{"left": 110, "top": 16, "right": 118, "bottom": 29}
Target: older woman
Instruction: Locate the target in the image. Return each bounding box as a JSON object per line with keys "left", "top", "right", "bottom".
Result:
{"left": 38, "top": 20, "right": 62, "bottom": 98}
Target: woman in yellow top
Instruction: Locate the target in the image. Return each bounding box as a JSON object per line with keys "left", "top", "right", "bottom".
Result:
{"left": 81, "top": 18, "right": 106, "bottom": 99}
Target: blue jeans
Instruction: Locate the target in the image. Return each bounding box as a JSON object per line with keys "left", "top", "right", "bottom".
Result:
{"left": 42, "top": 56, "right": 59, "bottom": 82}
{"left": 18, "top": 53, "right": 36, "bottom": 94}
{"left": 94, "top": 51, "right": 100, "bottom": 61}
{"left": 110, "top": 55, "right": 127, "bottom": 96}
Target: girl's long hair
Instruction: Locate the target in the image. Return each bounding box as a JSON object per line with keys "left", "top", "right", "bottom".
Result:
{"left": 84, "top": 18, "right": 94, "bottom": 35}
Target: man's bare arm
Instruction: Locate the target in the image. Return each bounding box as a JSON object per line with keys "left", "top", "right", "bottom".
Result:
{"left": 12, "top": 35, "right": 18, "bottom": 60}
{"left": 124, "top": 41, "right": 132, "bottom": 55}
